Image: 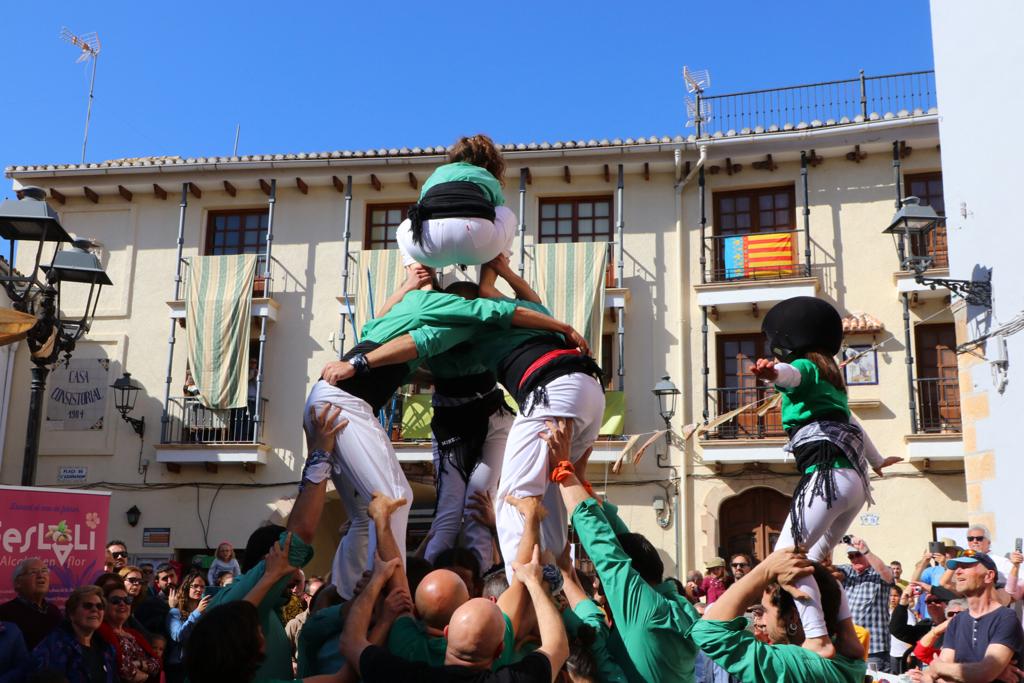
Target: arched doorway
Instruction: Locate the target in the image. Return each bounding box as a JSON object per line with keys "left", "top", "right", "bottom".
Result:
{"left": 718, "top": 487, "right": 791, "bottom": 562}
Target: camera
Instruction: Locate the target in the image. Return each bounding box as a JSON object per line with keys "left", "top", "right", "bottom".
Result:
{"left": 842, "top": 535, "right": 853, "bottom": 545}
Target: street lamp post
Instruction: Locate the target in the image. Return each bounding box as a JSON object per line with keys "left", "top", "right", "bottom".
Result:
{"left": 0, "top": 187, "right": 111, "bottom": 486}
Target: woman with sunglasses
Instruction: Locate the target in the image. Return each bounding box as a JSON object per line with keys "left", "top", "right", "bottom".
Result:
{"left": 32, "top": 585, "right": 118, "bottom": 682}
{"left": 117, "top": 566, "right": 153, "bottom": 639}
{"left": 98, "top": 583, "right": 161, "bottom": 682}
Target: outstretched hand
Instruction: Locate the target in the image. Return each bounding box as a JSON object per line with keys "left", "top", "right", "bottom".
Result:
{"left": 564, "top": 327, "right": 590, "bottom": 356}
{"left": 367, "top": 492, "right": 407, "bottom": 524}
{"left": 748, "top": 358, "right": 779, "bottom": 382}
{"left": 540, "top": 418, "right": 574, "bottom": 474}
{"left": 873, "top": 456, "right": 903, "bottom": 478}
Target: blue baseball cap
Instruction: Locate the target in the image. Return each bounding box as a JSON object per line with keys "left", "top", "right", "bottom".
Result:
{"left": 946, "top": 550, "right": 997, "bottom": 572}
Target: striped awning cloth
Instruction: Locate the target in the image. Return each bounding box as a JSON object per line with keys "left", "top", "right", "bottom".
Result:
{"left": 185, "top": 254, "right": 258, "bottom": 409}
{"left": 353, "top": 249, "right": 406, "bottom": 335}
{"left": 533, "top": 241, "right": 608, "bottom": 364}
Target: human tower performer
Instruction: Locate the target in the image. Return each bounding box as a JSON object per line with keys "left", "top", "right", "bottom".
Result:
{"left": 751, "top": 296, "right": 901, "bottom": 659}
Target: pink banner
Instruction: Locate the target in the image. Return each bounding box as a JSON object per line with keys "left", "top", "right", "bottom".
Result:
{"left": 0, "top": 485, "right": 111, "bottom": 607}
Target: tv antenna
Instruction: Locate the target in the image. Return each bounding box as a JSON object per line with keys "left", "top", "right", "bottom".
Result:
{"left": 683, "top": 66, "right": 712, "bottom": 133}
{"left": 60, "top": 27, "right": 101, "bottom": 164}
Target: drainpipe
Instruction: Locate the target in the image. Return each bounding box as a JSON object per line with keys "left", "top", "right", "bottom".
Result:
{"left": 672, "top": 146, "right": 706, "bottom": 577}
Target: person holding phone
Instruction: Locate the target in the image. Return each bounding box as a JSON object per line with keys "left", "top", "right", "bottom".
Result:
{"left": 165, "top": 571, "right": 211, "bottom": 683}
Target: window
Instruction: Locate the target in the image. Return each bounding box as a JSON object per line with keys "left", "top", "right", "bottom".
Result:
{"left": 914, "top": 323, "right": 960, "bottom": 433}
{"left": 539, "top": 196, "right": 615, "bottom": 285}
{"left": 206, "top": 209, "right": 268, "bottom": 256}
{"left": 538, "top": 196, "right": 614, "bottom": 243}
{"left": 707, "top": 334, "right": 783, "bottom": 439}
{"left": 905, "top": 172, "right": 947, "bottom": 268}
{"left": 710, "top": 186, "right": 797, "bottom": 281}
{"left": 365, "top": 204, "right": 409, "bottom": 250}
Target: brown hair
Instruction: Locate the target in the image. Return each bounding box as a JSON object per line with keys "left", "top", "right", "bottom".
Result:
{"left": 448, "top": 134, "right": 506, "bottom": 186}
{"left": 804, "top": 350, "right": 847, "bottom": 394}
{"left": 766, "top": 563, "right": 840, "bottom": 641}
{"left": 176, "top": 571, "right": 207, "bottom": 617}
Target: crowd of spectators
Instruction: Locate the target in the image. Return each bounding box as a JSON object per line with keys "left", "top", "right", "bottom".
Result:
{"left": 2, "top": 414, "right": 1022, "bottom": 683}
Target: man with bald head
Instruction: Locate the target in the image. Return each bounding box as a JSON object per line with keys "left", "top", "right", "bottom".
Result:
{"left": 344, "top": 546, "right": 566, "bottom": 683}
{"left": 387, "top": 568, "right": 472, "bottom": 665}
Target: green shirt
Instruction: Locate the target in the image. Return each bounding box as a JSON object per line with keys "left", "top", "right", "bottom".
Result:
{"left": 562, "top": 600, "right": 628, "bottom": 683}
{"left": 296, "top": 604, "right": 344, "bottom": 677}
{"left": 571, "top": 499, "right": 698, "bottom": 683}
{"left": 420, "top": 161, "right": 506, "bottom": 207}
{"left": 776, "top": 358, "right": 850, "bottom": 431}
{"left": 384, "top": 613, "right": 517, "bottom": 669}
{"left": 210, "top": 532, "right": 314, "bottom": 681}
{"left": 687, "top": 617, "right": 867, "bottom": 683}
{"left": 359, "top": 290, "right": 518, "bottom": 370}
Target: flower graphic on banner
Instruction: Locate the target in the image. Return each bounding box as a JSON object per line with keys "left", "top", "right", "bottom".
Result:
{"left": 86, "top": 512, "right": 100, "bottom": 529}
{"left": 47, "top": 520, "right": 72, "bottom": 544}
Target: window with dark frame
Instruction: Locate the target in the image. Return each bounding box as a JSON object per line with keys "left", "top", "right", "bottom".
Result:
{"left": 904, "top": 171, "right": 948, "bottom": 269}
{"left": 538, "top": 196, "right": 615, "bottom": 286}
{"left": 204, "top": 209, "right": 270, "bottom": 296}
{"left": 365, "top": 204, "right": 410, "bottom": 250}
{"left": 709, "top": 185, "right": 798, "bottom": 282}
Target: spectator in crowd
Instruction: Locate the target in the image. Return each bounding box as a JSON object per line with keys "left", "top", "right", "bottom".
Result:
{"left": 281, "top": 570, "right": 308, "bottom": 625}
{"left": 939, "top": 527, "right": 1012, "bottom": 594}
{"left": 547, "top": 418, "right": 699, "bottom": 683}
{"left": 909, "top": 597, "right": 965, "bottom": 667}
{"left": 910, "top": 551, "right": 1024, "bottom": 682}
{"left": 139, "top": 564, "right": 155, "bottom": 591}
{"left": 0, "top": 620, "right": 32, "bottom": 683}
{"left": 213, "top": 571, "right": 234, "bottom": 587}
{"left": 134, "top": 563, "right": 176, "bottom": 639}
{"left": 97, "top": 582, "right": 161, "bottom": 683}
{"left": 890, "top": 561, "right": 907, "bottom": 590}
{"left": 690, "top": 547, "right": 867, "bottom": 682}
{"left": 166, "top": 571, "right": 211, "bottom": 683}
{"left": 32, "top": 585, "right": 117, "bottom": 683}
{"left": 342, "top": 549, "right": 566, "bottom": 683}
{"left": 106, "top": 541, "right": 129, "bottom": 573}
{"left": 911, "top": 540, "right": 959, "bottom": 616}
{"left": 0, "top": 558, "right": 63, "bottom": 650}
{"left": 888, "top": 582, "right": 959, "bottom": 673}
{"left": 1004, "top": 547, "right": 1024, "bottom": 629}
{"left": 836, "top": 536, "right": 894, "bottom": 672}
{"left": 729, "top": 554, "right": 754, "bottom": 583}
{"left": 696, "top": 558, "right": 730, "bottom": 606}
{"left": 205, "top": 542, "right": 242, "bottom": 587}
{"left": 117, "top": 566, "right": 151, "bottom": 638}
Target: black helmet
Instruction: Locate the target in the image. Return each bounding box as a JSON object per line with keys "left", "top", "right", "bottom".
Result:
{"left": 761, "top": 296, "right": 843, "bottom": 362}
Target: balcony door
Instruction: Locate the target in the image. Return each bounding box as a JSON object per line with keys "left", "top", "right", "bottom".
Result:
{"left": 915, "top": 323, "right": 961, "bottom": 433}
{"left": 714, "top": 334, "right": 782, "bottom": 438}
{"left": 711, "top": 186, "right": 797, "bottom": 281}
{"left": 719, "top": 487, "right": 791, "bottom": 561}
{"left": 905, "top": 172, "right": 947, "bottom": 269}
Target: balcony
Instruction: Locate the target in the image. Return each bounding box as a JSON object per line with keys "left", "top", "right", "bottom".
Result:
{"left": 155, "top": 396, "right": 270, "bottom": 471}
{"left": 166, "top": 254, "right": 280, "bottom": 322}
{"left": 695, "top": 230, "right": 819, "bottom": 311}
{"left": 914, "top": 377, "right": 961, "bottom": 434}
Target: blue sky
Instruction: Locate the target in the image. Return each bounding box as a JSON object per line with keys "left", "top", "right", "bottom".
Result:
{"left": 1, "top": 0, "right": 934, "bottom": 196}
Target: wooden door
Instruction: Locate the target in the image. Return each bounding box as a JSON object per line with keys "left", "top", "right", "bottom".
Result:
{"left": 719, "top": 487, "right": 792, "bottom": 561}
{"left": 914, "top": 323, "right": 960, "bottom": 432}
{"left": 716, "top": 335, "right": 781, "bottom": 437}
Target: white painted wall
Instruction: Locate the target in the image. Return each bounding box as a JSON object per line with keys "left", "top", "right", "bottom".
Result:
{"left": 931, "top": 0, "right": 1024, "bottom": 544}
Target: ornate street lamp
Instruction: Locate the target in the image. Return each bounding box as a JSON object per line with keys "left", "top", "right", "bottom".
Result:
{"left": 0, "top": 187, "right": 111, "bottom": 485}
{"left": 883, "top": 196, "right": 991, "bottom": 307}
{"left": 110, "top": 372, "right": 145, "bottom": 437}
{"left": 652, "top": 375, "right": 681, "bottom": 426}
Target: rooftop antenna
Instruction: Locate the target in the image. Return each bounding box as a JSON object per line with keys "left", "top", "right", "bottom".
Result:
{"left": 683, "top": 66, "right": 712, "bottom": 135}
{"left": 60, "top": 27, "right": 101, "bottom": 164}
{"left": 233, "top": 124, "right": 241, "bottom": 156}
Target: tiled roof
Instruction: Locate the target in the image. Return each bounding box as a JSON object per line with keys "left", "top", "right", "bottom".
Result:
{"left": 842, "top": 313, "right": 884, "bottom": 334}
{"left": 5, "top": 108, "right": 938, "bottom": 175}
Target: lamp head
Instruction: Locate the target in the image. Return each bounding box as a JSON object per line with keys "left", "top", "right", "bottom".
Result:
{"left": 0, "top": 187, "right": 72, "bottom": 242}
{"left": 652, "top": 375, "right": 680, "bottom": 422}
{"left": 110, "top": 372, "right": 142, "bottom": 417}
{"left": 883, "top": 196, "right": 940, "bottom": 238}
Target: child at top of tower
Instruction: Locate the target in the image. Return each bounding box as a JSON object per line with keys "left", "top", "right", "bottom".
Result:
{"left": 397, "top": 134, "right": 517, "bottom": 272}
{"left": 750, "top": 296, "right": 900, "bottom": 660}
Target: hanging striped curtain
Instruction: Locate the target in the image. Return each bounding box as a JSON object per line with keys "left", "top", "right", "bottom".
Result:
{"left": 185, "top": 254, "right": 258, "bottom": 409}
{"left": 533, "top": 241, "right": 607, "bottom": 364}
{"left": 353, "top": 249, "right": 406, "bottom": 331}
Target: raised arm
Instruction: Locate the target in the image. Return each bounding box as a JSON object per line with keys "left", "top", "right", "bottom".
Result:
{"left": 481, "top": 254, "right": 543, "bottom": 304}
{"left": 514, "top": 545, "right": 570, "bottom": 681}
{"left": 497, "top": 495, "right": 546, "bottom": 634}
{"left": 849, "top": 536, "right": 894, "bottom": 584}
{"left": 340, "top": 555, "right": 402, "bottom": 678}
{"left": 704, "top": 548, "right": 813, "bottom": 621}
{"left": 376, "top": 266, "right": 433, "bottom": 318}
{"left": 366, "top": 493, "right": 409, "bottom": 594}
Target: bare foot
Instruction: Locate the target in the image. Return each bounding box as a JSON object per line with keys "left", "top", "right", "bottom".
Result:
{"left": 801, "top": 634, "right": 836, "bottom": 660}
{"left": 368, "top": 492, "right": 407, "bottom": 523}
{"left": 505, "top": 494, "right": 547, "bottom": 521}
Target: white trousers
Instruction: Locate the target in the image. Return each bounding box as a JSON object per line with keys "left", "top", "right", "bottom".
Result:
{"left": 425, "top": 409, "right": 514, "bottom": 569}
{"left": 774, "top": 466, "right": 864, "bottom": 638}
{"left": 495, "top": 374, "right": 605, "bottom": 582}
{"left": 397, "top": 206, "right": 517, "bottom": 269}
{"left": 304, "top": 380, "right": 413, "bottom": 599}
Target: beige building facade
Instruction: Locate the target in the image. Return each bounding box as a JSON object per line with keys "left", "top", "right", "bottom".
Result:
{"left": 2, "top": 71, "right": 967, "bottom": 576}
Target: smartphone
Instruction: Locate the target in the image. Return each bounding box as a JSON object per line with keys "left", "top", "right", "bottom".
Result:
{"left": 929, "top": 541, "right": 946, "bottom": 555}
{"left": 202, "top": 586, "right": 221, "bottom": 598}
{"left": 1015, "top": 538, "right": 1022, "bottom": 553}
{"left": 842, "top": 535, "right": 853, "bottom": 545}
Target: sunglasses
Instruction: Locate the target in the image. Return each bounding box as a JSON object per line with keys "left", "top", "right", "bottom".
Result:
{"left": 946, "top": 610, "right": 962, "bottom": 618}
{"left": 111, "top": 551, "right": 128, "bottom": 558}
{"left": 847, "top": 552, "right": 864, "bottom": 559}
{"left": 731, "top": 563, "right": 750, "bottom": 568}
{"left": 966, "top": 536, "right": 986, "bottom": 542}
{"left": 126, "top": 578, "right": 142, "bottom": 585}
{"left": 80, "top": 601, "right": 104, "bottom": 611}
{"left": 108, "top": 595, "right": 134, "bottom": 606}
{"left": 925, "top": 598, "right": 945, "bottom": 605}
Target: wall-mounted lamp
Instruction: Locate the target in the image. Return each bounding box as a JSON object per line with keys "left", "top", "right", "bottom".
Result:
{"left": 110, "top": 372, "right": 145, "bottom": 438}
{"left": 126, "top": 505, "right": 141, "bottom": 527}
